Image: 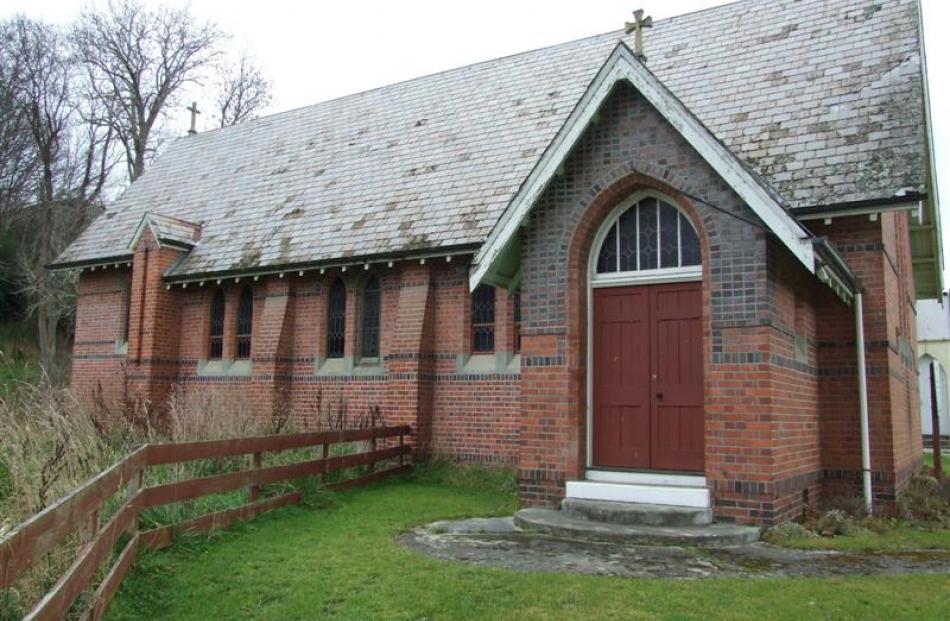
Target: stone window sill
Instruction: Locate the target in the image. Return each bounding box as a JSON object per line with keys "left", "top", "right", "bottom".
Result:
{"left": 315, "top": 357, "right": 385, "bottom": 377}
{"left": 457, "top": 352, "right": 520, "bottom": 375}
{"left": 197, "top": 359, "right": 253, "bottom": 377}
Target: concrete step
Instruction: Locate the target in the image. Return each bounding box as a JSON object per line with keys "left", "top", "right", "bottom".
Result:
{"left": 514, "top": 508, "right": 759, "bottom": 547}
{"left": 566, "top": 480, "right": 710, "bottom": 508}
{"left": 585, "top": 470, "right": 706, "bottom": 487}
{"left": 561, "top": 498, "right": 713, "bottom": 527}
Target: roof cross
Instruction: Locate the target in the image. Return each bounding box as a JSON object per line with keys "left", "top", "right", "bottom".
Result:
{"left": 186, "top": 101, "right": 201, "bottom": 135}
{"left": 625, "top": 9, "right": 653, "bottom": 61}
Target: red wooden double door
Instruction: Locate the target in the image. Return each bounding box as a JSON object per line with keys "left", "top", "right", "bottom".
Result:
{"left": 592, "top": 281, "right": 704, "bottom": 472}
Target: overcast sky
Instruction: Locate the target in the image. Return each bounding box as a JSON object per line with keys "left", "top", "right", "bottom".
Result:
{"left": 3, "top": 0, "right": 948, "bottom": 280}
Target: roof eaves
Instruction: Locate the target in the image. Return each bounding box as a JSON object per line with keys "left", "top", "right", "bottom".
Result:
{"left": 469, "top": 40, "right": 817, "bottom": 291}
{"left": 46, "top": 254, "right": 134, "bottom": 272}
{"left": 162, "top": 243, "right": 482, "bottom": 284}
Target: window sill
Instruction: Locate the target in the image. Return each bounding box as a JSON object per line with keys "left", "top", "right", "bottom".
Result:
{"left": 315, "top": 356, "right": 384, "bottom": 377}
{"left": 197, "top": 359, "right": 253, "bottom": 377}
{"left": 457, "top": 352, "right": 519, "bottom": 375}
{"left": 354, "top": 357, "right": 385, "bottom": 376}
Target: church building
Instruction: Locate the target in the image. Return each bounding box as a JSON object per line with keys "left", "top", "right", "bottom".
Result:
{"left": 53, "top": 0, "right": 939, "bottom": 525}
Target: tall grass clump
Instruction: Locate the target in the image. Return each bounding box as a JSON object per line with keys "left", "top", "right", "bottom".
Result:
{"left": 0, "top": 378, "right": 144, "bottom": 618}
{"left": 0, "top": 382, "right": 308, "bottom": 616}
{"left": 0, "top": 379, "right": 139, "bottom": 530}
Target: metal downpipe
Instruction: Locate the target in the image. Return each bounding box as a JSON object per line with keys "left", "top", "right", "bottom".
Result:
{"left": 855, "top": 292, "right": 873, "bottom": 514}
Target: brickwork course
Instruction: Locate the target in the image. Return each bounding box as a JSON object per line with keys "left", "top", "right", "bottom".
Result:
{"left": 58, "top": 0, "right": 933, "bottom": 525}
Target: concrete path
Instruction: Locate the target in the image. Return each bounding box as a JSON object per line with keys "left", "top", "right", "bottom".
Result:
{"left": 400, "top": 518, "right": 950, "bottom": 579}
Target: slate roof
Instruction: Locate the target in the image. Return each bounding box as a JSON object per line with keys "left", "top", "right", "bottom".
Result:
{"left": 54, "top": 0, "right": 929, "bottom": 277}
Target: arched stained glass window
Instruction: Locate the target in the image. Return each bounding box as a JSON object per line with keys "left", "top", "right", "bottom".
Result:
{"left": 209, "top": 289, "right": 225, "bottom": 359}
{"left": 236, "top": 287, "right": 253, "bottom": 359}
{"left": 327, "top": 279, "right": 347, "bottom": 358}
{"left": 360, "top": 275, "right": 381, "bottom": 358}
{"left": 596, "top": 197, "right": 701, "bottom": 274}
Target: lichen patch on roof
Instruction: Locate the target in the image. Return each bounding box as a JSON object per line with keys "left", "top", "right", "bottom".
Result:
{"left": 55, "top": 0, "right": 927, "bottom": 277}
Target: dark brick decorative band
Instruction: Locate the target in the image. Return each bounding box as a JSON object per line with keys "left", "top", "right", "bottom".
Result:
{"left": 73, "top": 354, "right": 126, "bottom": 361}
{"left": 522, "top": 355, "right": 566, "bottom": 367}
{"left": 771, "top": 355, "right": 818, "bottom": 376}
{"left": 711, "top": 352, "right": 764, "bottom": 365}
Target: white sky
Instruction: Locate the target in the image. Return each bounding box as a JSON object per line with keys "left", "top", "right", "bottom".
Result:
{"left": 3, "top": 0, "right": 948, "bottom": 280}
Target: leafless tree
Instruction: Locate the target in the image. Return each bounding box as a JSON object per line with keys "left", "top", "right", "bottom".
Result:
{"left": 214, "top": 52, "right": 272, "bottom": 128}
{"left": 3, "top": 16, "right": 115, "bottom": 375}
{"left": 72, "top": 0, "right": 222, "bottom": 182}
{"left": 0, "top": 25, "right": 38, "bottom": 231}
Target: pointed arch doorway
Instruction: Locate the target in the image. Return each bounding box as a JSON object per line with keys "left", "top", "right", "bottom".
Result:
{"left": 587, "top": 193, "right": 704, "bottom": 473}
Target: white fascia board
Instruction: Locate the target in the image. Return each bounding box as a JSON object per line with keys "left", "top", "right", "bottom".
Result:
{"left": 470, "top": 43, "right": 815, "bottom": 291}
{"left": 795, "top": 200, "right": 922, "bottom": 221}
{"left": 127, "top": 213, "right": 155, "bottom": 251}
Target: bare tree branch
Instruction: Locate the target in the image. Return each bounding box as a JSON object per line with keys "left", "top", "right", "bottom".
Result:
{"left": 72, "top": 0, "right": 222, "bottom": 181}
{"left": 214, "top": 52, "right": 272, "bottom": 128}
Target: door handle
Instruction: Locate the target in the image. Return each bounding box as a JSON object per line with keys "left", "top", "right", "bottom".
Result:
{"left": 656, "top": 392, "right": 663, "bottom": 399}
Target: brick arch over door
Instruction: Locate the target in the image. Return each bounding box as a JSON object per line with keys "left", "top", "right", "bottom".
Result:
{"left": 563, "top": 171, "right": 713, "bottom": 472}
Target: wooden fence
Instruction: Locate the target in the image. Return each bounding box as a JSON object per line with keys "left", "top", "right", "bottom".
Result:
{"left": 0, "top": 425, "right": 411, "bottom": 621}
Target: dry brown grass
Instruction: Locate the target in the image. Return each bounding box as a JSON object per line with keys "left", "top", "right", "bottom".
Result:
{"left": 0, "top": 381, "right": 311, "bottom": 618}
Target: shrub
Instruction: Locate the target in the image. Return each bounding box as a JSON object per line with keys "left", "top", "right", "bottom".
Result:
{"left": 762, "top": 521, "right": 818, "bottom": 544}
{"left": 897, "top": 473, "right": 950, "bottom": 528}
{"left": 814, "top": 508, "right": 861, "bottom": 537}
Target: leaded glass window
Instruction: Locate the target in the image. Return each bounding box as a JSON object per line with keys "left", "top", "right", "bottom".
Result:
{"left": 360, "top": 275, "right": 381, "bottom": 358}
{"left": 236, "top": 287, "right": 253, "bottom": 359}
{"left": 596, "top": 198, "right": 701, "bottom": 274}
{"left": 471, "top": 284, "right": 495, "bottom": 353}
{"left": 512, "top": 291, "right": 522, "bottom": 354}
{"left": 327, "top": 279, "right": 347, "bottom": 358}
{"left": 209, "top": 289, "right": 225, "bottom": 359}
{"left": 121, "top": 273, "right": 132, "bottom": 342}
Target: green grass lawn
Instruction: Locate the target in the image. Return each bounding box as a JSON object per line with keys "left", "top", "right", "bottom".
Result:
{"left": 0, "top": 321, "right": 40, "bottom": 392}
{"left": 107, "top": 477, "right": 950, "bottom": 621}
{"left": 924, "top": 450, "right": 950, "bottom": 471}
{"left": 776, "top": 524, "right": 950, "bottom": 552}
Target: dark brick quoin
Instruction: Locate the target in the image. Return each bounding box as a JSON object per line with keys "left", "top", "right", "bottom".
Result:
{"left": 70, "top": 83, "right": 921, "bottom": 526}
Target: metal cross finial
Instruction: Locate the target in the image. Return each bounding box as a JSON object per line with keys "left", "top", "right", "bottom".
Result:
{"left": 186, "top": 101, "right": 201, "bottom": 135}
{"left": 625, "top": 9, "right": 654, "bottom": 61}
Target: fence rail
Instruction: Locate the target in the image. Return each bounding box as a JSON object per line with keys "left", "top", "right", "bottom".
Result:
{"left": 0, "top": 425, "right": 411, "bottom": 621}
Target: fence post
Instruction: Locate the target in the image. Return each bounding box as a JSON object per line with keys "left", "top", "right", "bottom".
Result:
{"left": 126, "top": 468, "right": 143, "bottom": 536}
{"left": 369, "top": 431, "right": 377, "bottom": 473}
{"left": 249, "top": 452, "right": 263, "bottom": 502}
{"left": 321, "top": 443, "right": 329, "bottom": 484}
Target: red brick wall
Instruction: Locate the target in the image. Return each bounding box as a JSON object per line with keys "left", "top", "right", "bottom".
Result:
{"left": 72, "top": 267, "right": 131, "bottom": 411}
{"left": 812, "top": 213, "right": 923, "bottom": 506}
{"left": 72, "top": 255, "right": 521, "bottom": 464}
